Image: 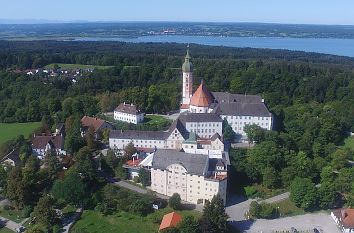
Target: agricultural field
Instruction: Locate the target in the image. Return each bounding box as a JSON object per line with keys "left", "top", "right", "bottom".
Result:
{"left": 0, "top": 122, "right": 41, "bottom": 145}
{"left": 70, "top": 208, "right": 200, "bottom": 233}
{"left": 44, "top": 63, "right": 114, "bottom": 70}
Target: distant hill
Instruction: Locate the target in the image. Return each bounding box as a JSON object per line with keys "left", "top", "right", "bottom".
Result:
{"left": 0, "top": 22, "right": 354, "bottom": 39}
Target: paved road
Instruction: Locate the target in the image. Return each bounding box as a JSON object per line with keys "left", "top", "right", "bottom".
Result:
{"left": 226, "top": 192, "right": 290, "bottom": 223}
{"left": 114, "top": 181, "right": 201, "bottom": 211}
{"left": 226, "top": 193, "right": 341, "bottom": 233}
{"left": 243, "top": 213, "right": 341, "bottom": 233}
{"left": 0, "top": 216, "right": 22, "bottom": 232}
{"left": 62, "top": 208, "right": 82, "bottom": 233}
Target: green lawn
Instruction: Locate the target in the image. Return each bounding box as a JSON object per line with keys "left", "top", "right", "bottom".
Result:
{"left": 0, "top": 227, "right": 14, "bottom": 233}
{"left": 0, "top": 207, "right": 25, "bottom": 223}
{"left": 0, "top": 122, "right": 41, "bottom": 145}
{"left": 102, "top": 114, "right": 172, "bottom": 131}
{"left": 44, "top": 63, "right": 114, "bottom": 70}
{"left": 274, "top": 198, "right": 305, "bottom": 217}
{"left": 70, "top": 208, "right": 200, "bottom": 233}
{"left": 143, "top": 115, "right": 172, "bottom": 129}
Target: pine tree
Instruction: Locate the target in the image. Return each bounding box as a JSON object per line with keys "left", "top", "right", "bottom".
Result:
{"left": 199, "top": 195, "right": 228, "bottom": 233}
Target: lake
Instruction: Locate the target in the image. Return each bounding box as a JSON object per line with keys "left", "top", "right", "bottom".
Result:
{"left": 74, "top": 35, "right": 354, "bottom": 57}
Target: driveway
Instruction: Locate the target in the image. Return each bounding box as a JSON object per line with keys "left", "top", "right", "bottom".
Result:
{"left": 239, "top": 213, "right": 341, "bottom": 233}
{"left": 226, "top": 193, "right": 340, "bottom": 233}
{"left": 226, "top": 192, "right": 290, "bottom": 223}
{"left": 0, "top": 216, "right": 22, "bottom": 232}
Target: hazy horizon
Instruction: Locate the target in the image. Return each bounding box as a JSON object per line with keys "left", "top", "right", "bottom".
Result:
{"left": 0, "top": 19, "right": 354, "bottom": 27}
{"left": 1, "top": 0, "right": 354, "bottom": 25}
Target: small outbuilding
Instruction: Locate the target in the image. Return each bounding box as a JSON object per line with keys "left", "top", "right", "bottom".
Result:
{"left": 159, "top": 212, "right": 182, "bottom": 231}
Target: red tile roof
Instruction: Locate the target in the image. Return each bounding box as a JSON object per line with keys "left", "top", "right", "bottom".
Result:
{"left": 190, "top": 80, "right": 214, "bottom": 107}
{"left": 159, "top": 212, "right": 182, "bottom": 231}
{"left": 81, "top": 116, "right": 105, "bottom": 132}
{"left": 333, "top": 209, "right": 354, "bottom": 229}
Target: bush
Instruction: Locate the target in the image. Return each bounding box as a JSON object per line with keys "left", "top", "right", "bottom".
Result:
{"left": 248, "top": 201, "right": 279, "bottom": 219}
{"left": 169, "top": 193, "right": 181, "bottom": 210}
{"left": 244, "top": 186, "right": 257, "bottom": 197}
{"left": 248, "top": 201, "right": 261, "bottom": 218}
{"left": 133, "top": 176, "right": 140, "bottom": 183}
{"left": 21, "top": 205, "right": 34, "bottom": 218}
{"left": 139, "top": 168, "right": 151, "bottom": 187}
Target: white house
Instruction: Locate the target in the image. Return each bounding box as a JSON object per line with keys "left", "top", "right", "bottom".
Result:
{"left": 179, "top": 48, "right": 273, "bottom": 141}
{"left": 151, "top": 149, "right": 227, "bottom": 205}
{"left": 109, "top": 113, "right": 223, "bottom": 152}
{"left": 31, "top": 134, "right": 66, "bottom": 158}
{"left": 114, "top": 103, "right": 144, "bottom": 124}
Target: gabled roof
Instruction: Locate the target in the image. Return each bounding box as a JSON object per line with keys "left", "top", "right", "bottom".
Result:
{"left": 114, "top": 103, "right": 142, "bottom": 115}
{"left": 210, "top": 133, "right": 221, "bottom": 141}
{"left": 332, "top": 209, "right": 354, "bottom": 229}
{"left": 212, "top": 102, "right": 271, "bottom": 117}
{"left": 167, "top": 119, "right": 189, "bottom": 140}
{"left": 81, "top": 116, "right": 108, "bottom": 132}
{"left": 190, "top": 80, "right": 214, "bottom": 107}
{"left": 152, "top": 149, "right": 208, "bottom": 176}
{"left": 178, "top": 112, "right": 223, "bottom": 123}
{"left": 31, "top": 135, "right": 64, "bottom": 150}
{"left": 159, "top": 212, "right": 182, "bottom": 231}
{"left": 212, "top": 92, "right": 263, "bottom": 104}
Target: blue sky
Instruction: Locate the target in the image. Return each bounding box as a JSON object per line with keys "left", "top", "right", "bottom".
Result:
{"left": 1, "top": 0, "right": 354, "bottom": 25}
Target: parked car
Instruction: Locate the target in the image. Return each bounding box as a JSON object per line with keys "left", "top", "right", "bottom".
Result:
{"left": 15, "top": 226, "right": 25, "bottom": 233}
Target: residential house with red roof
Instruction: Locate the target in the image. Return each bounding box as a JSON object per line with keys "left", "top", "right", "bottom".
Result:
{"left": 331, "top": 209, "right": 354, "bottom": 233}
{"left": 81, "top": 116, "right": 114, "bottom": 139}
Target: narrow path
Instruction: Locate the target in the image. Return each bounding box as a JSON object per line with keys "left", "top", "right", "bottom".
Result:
{"left": 114, "top": 181, "right": 200, "bottom": 211}
{"left": 62, "top": 208, "right": 82, "bottom": 233}
{"left": 226, "top": 192, "right": 290, "bottom": 223}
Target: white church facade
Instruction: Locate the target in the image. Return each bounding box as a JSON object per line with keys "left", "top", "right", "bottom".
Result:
{"left": 179, "top": 48, "right": 273, "bottom": 139}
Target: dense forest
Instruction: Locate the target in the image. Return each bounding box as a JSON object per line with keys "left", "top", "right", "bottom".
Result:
{"left": 0, "top": 40, "right": 354, "bottom": 213}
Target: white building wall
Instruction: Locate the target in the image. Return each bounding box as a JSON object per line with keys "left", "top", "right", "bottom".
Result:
{"left": 222, "top": 115, "right": 273, "bottom": 136}
{"left": 109, "top": 138, "right": 167, "bottom": 150}
{"left": 185, "top": 122, "right": 222, "bottom": 139}
{"left": 189, "top": 105, "right": 209, "bottom": 113}
{"left": 151, "top": 164, "right": 227, "bottom": 205}
{"left": 114, "top": 111, "right": 144, "bottom": 124}
{"left": 182, "top": 72, "right": 193, "bottom": 105}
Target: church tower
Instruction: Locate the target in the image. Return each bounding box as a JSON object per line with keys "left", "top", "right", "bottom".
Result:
{"left": 181, "top": 46, "right": 193, "bottom": 106}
